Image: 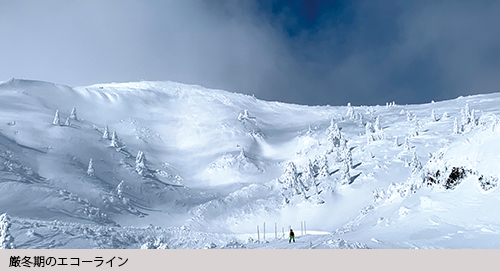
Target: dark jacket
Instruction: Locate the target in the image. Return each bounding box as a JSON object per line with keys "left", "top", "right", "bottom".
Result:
{"left": 289, "top": 230, "right": 295, "bottom": 237}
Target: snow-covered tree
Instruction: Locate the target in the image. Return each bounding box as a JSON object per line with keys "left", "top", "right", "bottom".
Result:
{"left": 374, "top": 116, "right": 381, "bottom": 132}
{"left": 340, "top": 160, "right": 351, "bottom": 185}
{"left": 412, "top": 117, "right": 420, "bottom": 137}
{"left": 409, "top": 151, "right": 422, "bottom": 174}
{"left": 53, "top": 110, "right": 60, "bottom": 125}
{"left": 87, "top": 158, "right": 95, "bottom": 177}
{"left": 403, "top": 136, "right": 410, "bottom": 151}
{"left": 406, "top": 111, "right": 412, "bottom": 122}
{"left": 302, "top": 159, "right": 315, "bottom": 190}
{"left": 0, "top": 213, "right": 15, "bottom": 249}
{"left": 431, "top": 109, "right": 437, "bottom": 122}
{"left": 103, "top": 125, "right": 110, "bottom": 139}
{"left": 366, "top": 122, "right": 375, "bottom": 144}
{"left": 111, "top": 131, "right": 122, "bottom": 148}
{"left": 70, "top": 106, "right": 78, "bottom": 120}
{"left": 394, "top": 136, "right": 399, "bottom": 147}
{"left": 346, "top": 102, "right": 354, "bottom": 118}
{"left": 318, "top": 155, "right": 329, "bottom": 180}
{"left": 64, "top": 116, "right": 71, "bottom": 126}
{"left": 326, "top": 120, "right": 341, "bottom": 152}
{"left": 280, "top": 161, "right": 306, "bottom": 203}
{"left": 135, "top": 151, "right": 147, "bottom": 176}
{"left": 453, "top": 117, "right": 460, "bottom": 134}
{"left": 470, "top": 109, "right": 476, "bottom": 127}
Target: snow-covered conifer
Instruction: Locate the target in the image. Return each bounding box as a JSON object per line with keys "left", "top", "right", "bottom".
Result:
{"left": 374, "top": 116, "right": 381, "bottom": 132}
{"left": 326, "top": 120, "right": 341, "bottom": 152}
{"left": 431, "top": 109, "right": 437, "bottom": 122}
{"left": 53, "top": 110, "right": 60, "bottom": 125}
{"left": 87, "top": 158, "right": 95, "bottom": 177}
{"left": 0, "top": 213, "right": 15, "bottom": 249}
{"left": 302, "top": 159, "right": 315, "bottom": 190}
{"left": 135, "top": 151, "right": 147, "bottom": 176}
{"left": 394, "top": 136, "right": 398, "bottom": 147}
{"left": 406, "top": 111, "right": 412, "bottom": 122}
{"left": 318, "top": 155, "right": 329, "bottom": 180}
{"left": 453, "top": 118, "right": 460, "bottom": 134}
{"left": 366, "top": 122, "right": 374, "bottom": 144}
{"left": 346, "top": 102, "right": 354, "bottom": 118}
{"left": 340, "top": 160, "right": 351, "bottom": 185}
{"left": 116, "top": 180, "right": 125, "bottom": 198}
{"left": 111, "top": 131, "right": 122, "bottom": 147}
{"left": 70, "top": 106, "right": 77, "bottom": 120}
{"left": 64, "top": 117, "right": 71, "bottom": 126}
{"left": 403, "top": 136, "right": 410, "bottom": 151}
{"left": 410, "top": 151, "right": 422, "bottom": 174}
{"left": 280, "top": 161, "right": 307, "bottom": 202}
{"left": 103, "top": 125, "right": 110, "bottom": 139}
{"left": 412, "top": 117, "right": 420, "bottom": 137}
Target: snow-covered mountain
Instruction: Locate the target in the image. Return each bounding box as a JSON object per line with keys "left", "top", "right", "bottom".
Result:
{"left": 1, "top": 78, "right": 500, "bottom": 248}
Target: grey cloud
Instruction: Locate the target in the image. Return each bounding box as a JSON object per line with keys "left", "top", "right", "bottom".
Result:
{"left": 1, "top": 0, "right": 500, "bottom": 106}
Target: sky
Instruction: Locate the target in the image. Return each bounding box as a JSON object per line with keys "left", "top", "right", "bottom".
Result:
{"left": 1, "top": 0, "right": 500, "bottom": 106}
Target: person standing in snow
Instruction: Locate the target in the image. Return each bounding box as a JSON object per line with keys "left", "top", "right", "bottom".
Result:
{"left": 289, "top": 229, "right": 295, "bottom": 243}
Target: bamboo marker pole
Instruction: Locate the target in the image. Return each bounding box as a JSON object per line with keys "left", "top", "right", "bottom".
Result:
{"left": 275, "top": 223, "right": 277, "bottom": 240}
{"left": 257, "top": 225, "right": 260, "bottom": 242}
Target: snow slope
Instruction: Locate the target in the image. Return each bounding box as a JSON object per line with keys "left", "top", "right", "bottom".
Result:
{"left": 1, "top": 78, "right": 500, "bottom": 248}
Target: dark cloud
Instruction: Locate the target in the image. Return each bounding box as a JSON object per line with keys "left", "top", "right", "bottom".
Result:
{"left": 1, "top": 0, "right": 500, "bottom": 106}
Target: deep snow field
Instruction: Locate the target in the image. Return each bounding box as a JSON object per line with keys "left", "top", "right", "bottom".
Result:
{"left": 1, "top": 78, "right": 500, "bottom": 249}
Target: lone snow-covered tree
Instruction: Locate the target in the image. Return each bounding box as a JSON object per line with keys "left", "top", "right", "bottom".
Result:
{"left": 103, "top": 125, "right": 110, "bottom": 139}
{"left": 431, "top": 109, "right": 437, "bottom": 122}
{"left": 64, "top": 116, "right": 71, "bottom": 126}
{"left": 53, "top": 110, "right": 60, "bottom": 125}
{"left": 374, "top": 116, "right": 381, "bottom": 132}
{"left": 403, "top": 136, "right": 410, "bottom": 151}
{"left": 0, "top": 213, "right": 15, "bottom": 249}
{"left": 70, "top": 106, "right": 78, "bottom": 120}
{"left": 111, "top": 131, "right": 122, "bottom": 148}
{"left": 87, "top": 158, "right": 95, "bottom": 177}
{"left": 135, "top": 151, "right": 147, "bottom": 176}
{"left": 326, "top": 120, "right": 341, "bottom": 153}
{"left": 366, "top": 122, "right": 375, "bottom": 144}
{"left": 412, "top": 117, "right": 420, "bottom": 137}
{"left": 453, "top": 117, "right": 460, "bottom": 134}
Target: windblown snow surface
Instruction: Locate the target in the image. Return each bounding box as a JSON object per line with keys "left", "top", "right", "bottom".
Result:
{"left": 1, "top": 78, "right": 500, "bottom": 249}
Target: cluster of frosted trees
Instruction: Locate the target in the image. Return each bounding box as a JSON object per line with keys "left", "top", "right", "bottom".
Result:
{"left": 454, "top": 103, "right": 480, "bottom": 134}
{"left": 52, "top": 107, "right": 78, "bottom": 126}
